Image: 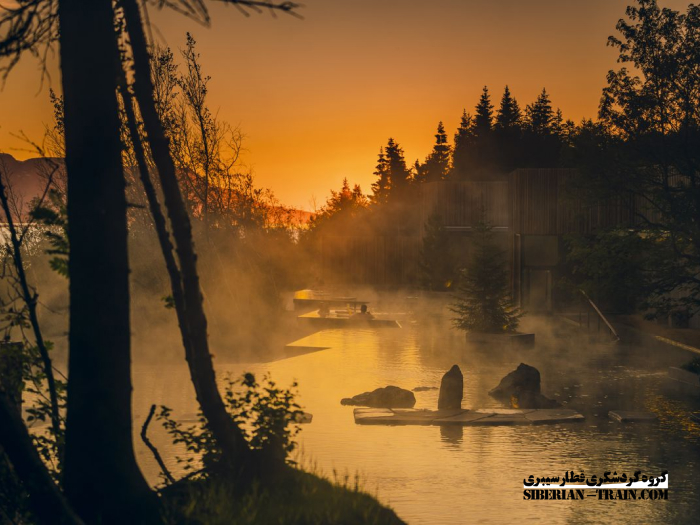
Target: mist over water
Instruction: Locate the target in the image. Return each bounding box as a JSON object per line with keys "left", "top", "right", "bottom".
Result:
{"left": 129, "top": 297, "right": 700, "bottom": 524}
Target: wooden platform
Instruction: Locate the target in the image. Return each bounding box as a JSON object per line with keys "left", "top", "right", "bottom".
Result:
{"left": 298, "top": 311, "right": 401, "bottom": 329}
{"left": 353, "top": 407, "right": 584, "bottom": 426}
{"left": 608, "top": 410, "right": 658, "bottom": 423}
{"left": 292, "top": 289, "right": 369, "bottom": 312}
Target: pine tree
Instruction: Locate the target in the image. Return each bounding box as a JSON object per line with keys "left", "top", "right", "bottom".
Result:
{"left": 495, "top": 85, "right": 521, "bottom": 130}
{"left": 494, "top": 85, "right": 523, "bottom": 171}
{"left": 420, "top": 121, "right": 451, "bottom": 183}
{"left": 370, "top": 147, "right": 390, "bottom": 204}
{"left": 525, "top": 88, "right": 554, "bottom": 135}
{"left": 551, "top": 108, "right": 564, "bottom": 137}
{"left": 384, "top": 138, "right": 412, "bottom": 196}
{"left": 474, "top": 86, "right": 494, "bottom": 138}
{"left": 451, "top": 209, "right": 521, "bottom": 333}
{"left": 451, "top": 110, "right": 475, "bottom": 179}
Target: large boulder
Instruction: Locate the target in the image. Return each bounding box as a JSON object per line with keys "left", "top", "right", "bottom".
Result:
{"left": 340, "top": 386, "right": 416, "bottom": 408}
{"left": 438, "top": 365, "right": 463, "bottom": 409}
{"left": 489, "top": 363, "right": 560, "bottom": 409}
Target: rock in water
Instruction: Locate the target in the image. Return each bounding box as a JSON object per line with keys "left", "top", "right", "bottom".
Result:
{"left": 490, "top": 363, "right": 540, "bottom": 399}
{"left": 438, "top": 365, "right": 463, "bottom": 409}
{"left": 489, "top": 363, "right": 560, "bottom": 409}
{"left": 340, "top": 386, "right": 416, "bottom": 408}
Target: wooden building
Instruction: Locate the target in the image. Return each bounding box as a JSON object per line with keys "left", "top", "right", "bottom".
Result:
{"left": 320, "top": 168, "right": 634, "bottom": 310}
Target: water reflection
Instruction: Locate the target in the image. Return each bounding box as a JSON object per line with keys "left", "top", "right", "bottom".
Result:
{"left": 132, "top": 315, "right": 700, "bottom": 524}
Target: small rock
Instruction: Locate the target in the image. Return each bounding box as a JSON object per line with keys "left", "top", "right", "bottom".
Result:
{"left": 438, "top": 365, "right": 463, "bottom": 409}
{"left": 340, "top": 385, "right": 416, "bottom": 408}
{"left": 489, "top": 363, "right": 560, "bottom": 409}
{"left": 412, "top": 386, "right": 438, "bottom": 392}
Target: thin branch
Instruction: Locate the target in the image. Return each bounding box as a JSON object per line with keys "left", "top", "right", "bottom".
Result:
{"left": 140, "top": 404, "right": 175, "bottom": 484}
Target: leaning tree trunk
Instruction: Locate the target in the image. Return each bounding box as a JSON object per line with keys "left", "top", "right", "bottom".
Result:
{"left": 58, "top": 0, "right": 156, "bottom": 521}
{"left": 121, "top": 0, "right": 254, "bottom": 476}
{"left": 0, "top": 389, "right": 83, "bottom": 525}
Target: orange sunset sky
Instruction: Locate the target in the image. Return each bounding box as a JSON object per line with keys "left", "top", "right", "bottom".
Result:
{"left": 0, "top": 0, "right": 692, "bottom": 210}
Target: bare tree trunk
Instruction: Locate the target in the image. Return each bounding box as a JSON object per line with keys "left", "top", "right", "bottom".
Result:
{"left": 121, "top": 0, "right": 255, "bottom": 475}
{"left": 58, "top": 0, "right": 156, "bottom": 521}
{"left": 0, "top": 389, "right": 83, "bottom": 525}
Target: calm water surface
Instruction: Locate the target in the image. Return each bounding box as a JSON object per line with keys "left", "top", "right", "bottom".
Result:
{"left": 132, "top": 314, "right": 700, "bottom": 524}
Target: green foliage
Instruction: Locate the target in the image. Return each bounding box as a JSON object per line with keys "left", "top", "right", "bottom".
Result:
{"left": 160, "top": 467, "right": 405, "bottom": 525}
{"left": 563, "top": 230, "right": 648, "bottom": 313}
{"left": 158, "top": 373, "right": 304, "bottom": 478}
{"left": 451, "top": 213, "right": 521, "bottom": 333}
{"left": 572, "top": 0, "right": 700, "bottom": 318}
{"left": 22, "top": 340, "right": 67, "bottom": 478}
{"left": 29, "top": 189, "right": 69, "bottom": 278}
{"left": 419, "top": 213, "right": 457, "bottom": 291}
{"left": 162, "top": 295, "right": 176, "bottom": 309}
{"left": 0, "top": 339, "right": 67, "bottom": 480}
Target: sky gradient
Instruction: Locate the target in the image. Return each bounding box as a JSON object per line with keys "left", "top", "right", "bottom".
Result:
{"left": 0, "top": 0, "right": 692, "bottom": 209}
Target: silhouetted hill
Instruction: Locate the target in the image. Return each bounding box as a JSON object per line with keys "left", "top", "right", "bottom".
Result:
{"left": 0, "top": 154, "right": 65, "bottom": 219}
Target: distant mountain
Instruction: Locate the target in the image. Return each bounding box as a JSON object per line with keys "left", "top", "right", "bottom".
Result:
{"left": 0, "top": 154, "right": 65, "bottom": 219}
{"left": 0, "top": 154, "right": 314, "bottom": 226}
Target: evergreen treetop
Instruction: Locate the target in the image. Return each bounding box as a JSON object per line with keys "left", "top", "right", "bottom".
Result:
{"left": 526, "top": 88, "right": 555, "bottom": 135}
{"left": 452, "top": 110, "right": 475, "bottom": 178}
{"left": 384, "top": 138, "right": 412, "bottom": 194}
{"left": 421, "top": 121, "right": 451, "bottom": 183}
{"left": 474, "top": 86, "right": 494, "bottom": 137}
{"left": 451, "top": 209, "right": 521, "bottom": 333}
{"left": 495, "top": 85, "right": 522, "bottom": 130}
{"left": 370, "top": 147, "right": 390, "bottom": 204}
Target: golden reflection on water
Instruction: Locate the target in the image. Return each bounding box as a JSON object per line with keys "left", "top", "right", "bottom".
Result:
{"left": 132, "top": 321, "right": 700, "bottom": 524}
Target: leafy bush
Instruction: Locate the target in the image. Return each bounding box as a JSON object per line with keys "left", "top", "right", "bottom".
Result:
{"left": 158, "top": 372, "right": 304, "bottom": 479}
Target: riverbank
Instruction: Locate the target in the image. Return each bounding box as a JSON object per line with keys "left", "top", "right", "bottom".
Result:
{"left": 161, "top": 466, "right": 405, "bottom": 525}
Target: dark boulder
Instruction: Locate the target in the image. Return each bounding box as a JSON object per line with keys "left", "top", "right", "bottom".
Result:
{"left": 340, "top": 386, "right": 416, "bottom": 408}
{"left": 438, "top": 365, "right": 463, "bottom": 409}
{"left": 515, "top": 391, "right": 561, "bottom": 409}
{"left": 489, "top": 363, "right": 560, "bottom": 409}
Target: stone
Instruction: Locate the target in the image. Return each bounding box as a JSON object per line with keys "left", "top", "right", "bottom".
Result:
{"left": 412, "top": 386, "right": 438, "bottom": 392}
{"left": 490, "top": 363, "right": 540, "bottom": 398}
{"left": 438, "top": 365, "right": 463, "bottom": 409}
{"left": 489, "top": 363, "right": 561, "bottom": 409}
{"left": 517, "top": 391, "right": 562, "bottom": 409}
{"left": 340, "top": 385, "right": 416, "bottom": 408}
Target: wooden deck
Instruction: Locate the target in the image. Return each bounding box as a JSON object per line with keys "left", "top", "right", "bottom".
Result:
{"left": 353, "top": 407, "right": 584, "bottom": 426}
{"left": 298, "top": 311, "right": 401, "bottom": 329}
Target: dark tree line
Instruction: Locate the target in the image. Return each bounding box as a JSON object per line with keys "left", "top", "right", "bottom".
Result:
{"left": 310, "top": 0, "right": 700, "bottom": 321}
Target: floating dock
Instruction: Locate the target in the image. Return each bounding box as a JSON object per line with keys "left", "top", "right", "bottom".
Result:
{"left": 353, "top": 407, "right": 584, "bottom": 426}
{"left": 608, "top": 410, "right": 658, "bottom": 423}
{"left": 298, "top": 311, "right": 401, "bottom": 328}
